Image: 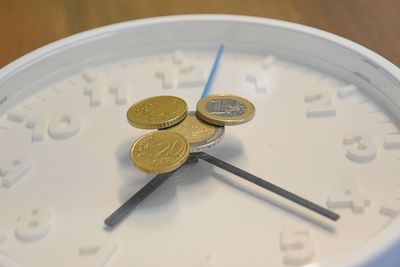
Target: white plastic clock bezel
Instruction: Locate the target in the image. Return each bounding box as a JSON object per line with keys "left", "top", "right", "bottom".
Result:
{"left": 0, "top": 15, "right": 400, "bottom": 267}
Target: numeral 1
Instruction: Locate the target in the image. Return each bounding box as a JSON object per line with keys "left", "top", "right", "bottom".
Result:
{"left": 84, "top": 82, "right": 105, "bottom": 107}
{"left": 26, "top": 116, "right": 47, "bottom": 141}
{"left": 155, "top": 69, "right": 174, "bottom": 89}
{"left": 109, "top": 84, "right": 128, "bottom": 105}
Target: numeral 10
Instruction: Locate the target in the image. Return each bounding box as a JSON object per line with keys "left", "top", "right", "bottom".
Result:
{"left": 8, "top": 111, "right": 81, "bottom": 142}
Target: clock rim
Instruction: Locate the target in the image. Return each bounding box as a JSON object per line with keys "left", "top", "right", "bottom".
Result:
{"left": 0, "top": 14, "right": 399, "bottom": 267}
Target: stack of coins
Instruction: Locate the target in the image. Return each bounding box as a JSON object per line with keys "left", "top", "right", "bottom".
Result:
{"left": 127, "top": 94, "right": 255, "bottom": 173}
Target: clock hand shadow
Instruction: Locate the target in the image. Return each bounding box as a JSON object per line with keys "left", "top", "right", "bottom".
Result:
{"left": 203, "top": 167, "right": 336, "bottom": 234}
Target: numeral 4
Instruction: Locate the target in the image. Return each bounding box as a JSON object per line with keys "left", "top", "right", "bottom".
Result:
{"left": 327, "top": 179, "right": 371, "bottom": 213}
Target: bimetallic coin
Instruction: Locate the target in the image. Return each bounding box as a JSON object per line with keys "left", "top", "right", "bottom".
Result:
{"left": 127, "top": 96, "right": 187, "bottom": 129}
{"left": 131, "top": 131, "right": 190, "bottom": 173}
{"left": 196, "top": 94, "right": 255, "bottom": 126}
{"left": 165, "top": 111, "right": 225, "bottom": 152}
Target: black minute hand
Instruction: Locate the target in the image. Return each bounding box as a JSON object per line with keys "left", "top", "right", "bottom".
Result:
{"left": 196, "top": 152, "right": 340, "bottom": 221}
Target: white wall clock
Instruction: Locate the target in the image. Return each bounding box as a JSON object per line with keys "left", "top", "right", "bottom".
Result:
{"left": 1, "top": 15, "right": 400, "bottom": 267}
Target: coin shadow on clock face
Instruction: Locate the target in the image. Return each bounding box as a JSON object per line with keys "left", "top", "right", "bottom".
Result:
{"left": 115, "top": 138, "right": 135, "bottom": 166}
{"left": 205, "top": 137, "right": 244, "bottom": 163}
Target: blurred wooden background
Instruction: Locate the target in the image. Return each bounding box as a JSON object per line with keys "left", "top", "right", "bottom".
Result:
{"left": 0, "top": 0, "right": 399, "bottom": 67}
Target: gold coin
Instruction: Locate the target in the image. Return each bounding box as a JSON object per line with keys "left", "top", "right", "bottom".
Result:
{"left": 130, "top": 131, "right": 190, "bottom": 173}
{"left": 164, "top": 111, "right": 225, "bottom": 153}
{"left": 127, "top": 96, "right": 188, "bottom": 129}
{"left": 196, "top": 94, "right": 255, "bottom": 126}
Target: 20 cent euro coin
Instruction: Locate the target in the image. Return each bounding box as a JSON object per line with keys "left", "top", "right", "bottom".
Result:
{"left": 130, "top": 131, "right": 190, "bottom": 173}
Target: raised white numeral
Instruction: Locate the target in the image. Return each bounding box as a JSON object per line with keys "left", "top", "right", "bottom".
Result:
{"left": 0, "top": 158, "right": 31, "bottom": 188}
{"left": 48, "top": 114, "right": 81, "bottom": 139}
{"left": 84, "top": 82, "right": 105, "bottom": 107}
{"left": 280, "top": 229, "right": 314, "bottom": 265}
{"left": 79, "top": 243, "right": 118, "bottom": 267}
{"left": 327, "top": 179, "right": 371, "bottom": 213}
{"left": 245, "top": 55, "right": 276, "bottom": 93}
{"left": 178, "top": 65, "right": 206, "bottom": 88}
{"left": 305, "top": 92, "right": 336, "bottom": 118}
{"left": 26, "top": 116, "right": 48, "bottom": 142}
{"left": 109, "top": 84, "right": 128, "bottom": 105}
{"left": 155, "top": 69, "right": 174, "bottom": 90}
{"left": 246, "top": 71, "right": 267, "bottom": 93}
{"left": 156, "top": 64, "right": 206, "bottom": 90}
{"left": 343, "top": 132, "right": 377, "bottom": 163}
{"left": 383, "top": 134, "right": 400, "bottom": 149}
{"left": 7, "top": 110, "right": 81, "bottom": 142}
{"left": 15, "top": 207, "right": 52, "bottom": 242}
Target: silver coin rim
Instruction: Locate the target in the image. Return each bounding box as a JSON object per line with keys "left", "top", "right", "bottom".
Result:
{"left": 190, "top": 123, "right": 225, "bottom": 153}
{"left": 184, "top": 111, "right": 225, "bottom": 153}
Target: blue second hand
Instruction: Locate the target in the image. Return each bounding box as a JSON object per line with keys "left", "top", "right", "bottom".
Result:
{"left": 200, "top": 44, "right": 225, "bottom": 99}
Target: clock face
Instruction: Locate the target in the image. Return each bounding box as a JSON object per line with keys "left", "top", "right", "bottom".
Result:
{"left": 1, "top": 15, "right": 400, "bottom": 267}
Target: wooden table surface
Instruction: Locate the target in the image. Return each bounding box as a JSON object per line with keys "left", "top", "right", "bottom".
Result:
{"left": 1, "top": 0, "right": 399, "bottom": 68}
